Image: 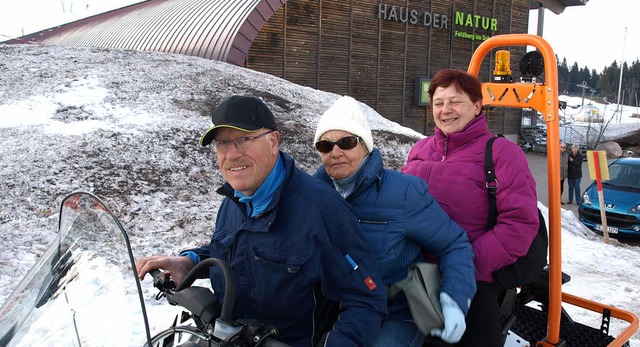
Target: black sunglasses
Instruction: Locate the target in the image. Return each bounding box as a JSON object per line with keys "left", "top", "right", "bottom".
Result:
{"left": 315, "top": 136, "right": 361, "bottom": 153}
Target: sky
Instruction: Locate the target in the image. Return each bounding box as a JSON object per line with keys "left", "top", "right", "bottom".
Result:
{"left": 0, "top": 0, "right": 637, "bottom": 75}
{"left": 0, "top": 0, "right": 142, "bottom": 41}
{"left": 0, "top": 43, "right": 639, "bottom": 346}
{"left": 528, "top": 0, "right": 640, "bottom": 73}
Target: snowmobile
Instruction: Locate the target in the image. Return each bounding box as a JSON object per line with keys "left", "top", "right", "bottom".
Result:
{"left": 0, "top": 191, "right": 289, "bottom": 347}
{"left": 0, "top": 192, "right": 151, "bottom": 346}
{"left": 0, "top": 34, "right": 638, "bottom": 347}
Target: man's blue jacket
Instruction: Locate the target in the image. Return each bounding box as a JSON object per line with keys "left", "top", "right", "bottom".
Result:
{"left": 187, "top": 152, "right": 387, "bottom": 347}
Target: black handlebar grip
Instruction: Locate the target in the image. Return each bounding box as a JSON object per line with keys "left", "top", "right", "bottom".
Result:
{"left": 149, "top": 269, "right": 165, "bottom": 289}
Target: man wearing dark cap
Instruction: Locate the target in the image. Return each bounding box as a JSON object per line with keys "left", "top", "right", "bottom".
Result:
{"left": 137, "top": 95, "right": 387, "bottom": 346}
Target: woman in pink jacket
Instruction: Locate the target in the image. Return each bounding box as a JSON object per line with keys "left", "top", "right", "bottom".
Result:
{"left": 402, "top": 69, "right": 539, "bottom": 347}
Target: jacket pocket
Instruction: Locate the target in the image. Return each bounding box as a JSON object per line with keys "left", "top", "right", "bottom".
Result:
{"left": 358, "top": 219, "right": 391, "bottom": 258}
{"left": 249, "top": 244, "right": 310, "bottom": 318}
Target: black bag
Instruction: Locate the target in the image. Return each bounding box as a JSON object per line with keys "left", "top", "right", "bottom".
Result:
{"left": 485, "top": 135, "right": 548, "bottom": 288}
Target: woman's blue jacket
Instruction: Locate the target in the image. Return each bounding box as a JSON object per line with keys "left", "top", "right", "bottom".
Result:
{"left": 314, "top": 149, "right": 476, "bottom": 319}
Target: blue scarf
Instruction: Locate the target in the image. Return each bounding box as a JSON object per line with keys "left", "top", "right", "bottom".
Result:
{"left": 234, "top": 154, "right": 285, "bottom": 217}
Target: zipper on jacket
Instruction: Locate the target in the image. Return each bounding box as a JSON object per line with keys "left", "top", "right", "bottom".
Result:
{"left": 359, "top": 219, "right": 388, "bottom": 225}
{"left": 442, "top": 138, "right": 449, "bottom": 161}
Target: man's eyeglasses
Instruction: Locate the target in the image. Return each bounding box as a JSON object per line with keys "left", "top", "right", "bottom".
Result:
{"left": 213, "top": 129, "right": 275, "bottom": 152}
{"left": 315, "top": 136, "right": 361, "bottom": 153}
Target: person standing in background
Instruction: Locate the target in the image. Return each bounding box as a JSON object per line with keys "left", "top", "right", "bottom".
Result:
{"left": 559, "top": 143, "right": 569, "bottom": 205}
{"left": 567, "top": 144, "right": 584, "bottom": 205}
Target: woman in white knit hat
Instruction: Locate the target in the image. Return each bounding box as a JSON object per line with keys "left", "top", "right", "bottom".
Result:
{"left": 312, "top": 96, "right": 477, "bottom": 347}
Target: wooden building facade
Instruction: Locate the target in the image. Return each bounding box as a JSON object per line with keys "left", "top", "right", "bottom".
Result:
{"left": 246, "top": 0, "right": 530, "bottom": 135}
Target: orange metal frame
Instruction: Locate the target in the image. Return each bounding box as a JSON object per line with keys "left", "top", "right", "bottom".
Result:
{"left": 467, "top": 34, "right": 638, "bottom": 347}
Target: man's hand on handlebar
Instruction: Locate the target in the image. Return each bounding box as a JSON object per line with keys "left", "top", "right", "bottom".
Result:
{"left": 136, "top": 255, "right": 195, "bottom": 287}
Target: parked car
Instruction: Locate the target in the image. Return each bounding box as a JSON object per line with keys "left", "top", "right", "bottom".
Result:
{"left": 578, "top": 157, "right": 640, "bottom": 237}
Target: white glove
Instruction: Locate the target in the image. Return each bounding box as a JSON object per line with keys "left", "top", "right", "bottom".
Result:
{"left": 430, "top": 292, "right": 466, "bottom": 343}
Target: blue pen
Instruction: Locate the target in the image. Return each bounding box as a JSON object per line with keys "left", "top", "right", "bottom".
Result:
{"left": 345, "top": 254, "right": 358, "bottom": 270}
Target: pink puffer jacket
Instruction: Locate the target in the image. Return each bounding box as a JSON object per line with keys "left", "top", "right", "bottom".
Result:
{"left": 402, "top": 114, "right": 540, "bottom": 283}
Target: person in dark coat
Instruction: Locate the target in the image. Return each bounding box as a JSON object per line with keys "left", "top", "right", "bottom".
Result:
{"left": 136, "top": 95, "right": 387, "bottom": 347}
{"left": 567, "top": 143, "right": 584, "bottom": 204}
{"left": 313, "top": 96, "right": 476, "bottom": 347}
{"left": 560, "top": 142, "right": 569, "bottom": 204}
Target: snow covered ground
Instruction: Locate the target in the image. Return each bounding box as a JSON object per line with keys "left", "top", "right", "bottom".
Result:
{"left": 1, "top": 43, "right": 639, "bottom": 345}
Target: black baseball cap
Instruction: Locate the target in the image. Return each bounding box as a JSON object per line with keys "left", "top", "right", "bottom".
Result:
{"left": 200, "top": 95, "right": 277, "bottom": 147}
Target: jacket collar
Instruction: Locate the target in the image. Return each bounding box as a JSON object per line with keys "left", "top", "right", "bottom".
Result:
{"left": 434, "top": 113, "right": 489, "bottom": 152}
{"left": 233, "top": 154, "right": 285, "bottom": 217}
{"left": 217, "top": 152, "right": 295, "bottom": 226}
{"left": 314, "top": 148, "right": 384, "bottom": 200}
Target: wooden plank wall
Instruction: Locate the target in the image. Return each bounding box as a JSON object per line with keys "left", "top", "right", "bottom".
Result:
{"left": 350, "top": 0, "right": 379, "bottom": 108}
{"left": 285, "top": 2, "right": 321, "bottom": 88}
{"left": 246, "top": 0, "right": 531, "bottom": 136}
{"left": 318, "top": 1, "right": 351, "bottom": 96}
{"left": 377, "top": 0, "right": 407, "bottom": 127}
{"left": 247, "top": 7, "right": 286, "bottom": 77}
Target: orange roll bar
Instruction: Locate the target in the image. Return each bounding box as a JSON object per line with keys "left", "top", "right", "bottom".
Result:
{"left": 468, "top": 34, "right": 562, "bottom": 344}
{"left": 467, "top": 34, "right": 637, "bottom": 347}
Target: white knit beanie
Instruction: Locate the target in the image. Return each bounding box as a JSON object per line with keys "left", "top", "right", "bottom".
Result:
{"left": 314, "top": 96, "right": 374, "bottom": 153}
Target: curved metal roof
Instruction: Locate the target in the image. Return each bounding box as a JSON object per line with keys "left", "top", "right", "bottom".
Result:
{"left": 12, "top": 0, "right": 287, "bottom": 66}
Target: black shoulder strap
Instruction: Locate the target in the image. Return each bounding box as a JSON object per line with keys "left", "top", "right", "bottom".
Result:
{"left": 485, "top": 135, "right": 504, "bottom": 229}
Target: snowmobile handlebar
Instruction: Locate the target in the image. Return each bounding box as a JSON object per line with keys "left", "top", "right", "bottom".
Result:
{"left": 148, "top": 258, "right": 291, "bottom": 346}
{"left": 178, "top": 258, "right": 236, "bottom": 319}
{"left": 150, "top": 258, "right": 236, "bottom": 319}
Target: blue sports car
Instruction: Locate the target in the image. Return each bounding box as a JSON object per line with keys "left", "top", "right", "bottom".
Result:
{"left": 578, "top": 157, "right": 640, "bottom": 237}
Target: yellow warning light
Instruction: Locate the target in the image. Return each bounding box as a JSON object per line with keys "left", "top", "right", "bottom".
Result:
{"left": 493, "top": 50, "right": 512, "bottom": 82}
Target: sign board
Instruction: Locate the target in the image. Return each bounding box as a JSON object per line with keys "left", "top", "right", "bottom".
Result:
{"left": 414, "top": 77, "right": 431, "bottom": 106}
{"left": 586, "top": 150, "right": 611, "bottom": 243}
{"left": 586, "top": 150, "right": 609, "bottom": 181}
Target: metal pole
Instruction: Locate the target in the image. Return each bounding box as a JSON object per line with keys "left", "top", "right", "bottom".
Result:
{"left": 636, "top": 92, "right": 640, "bottom": 120}
{"left": 616, "top": 27, "right": 627, "bottom": 123}
{"left": 537, "top": 5, "right": 545, "bottom": 36}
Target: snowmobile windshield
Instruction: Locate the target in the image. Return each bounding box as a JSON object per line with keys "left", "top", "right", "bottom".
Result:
{"left": 0, "top": 192, "right": 151, "bottom": 346}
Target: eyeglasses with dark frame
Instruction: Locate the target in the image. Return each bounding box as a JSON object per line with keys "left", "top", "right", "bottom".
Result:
{"left": 315, "top": 136, "right": 361, "bottom": 153}
{"left": 213, "top": 129, "right": 275, "bottom": 153}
